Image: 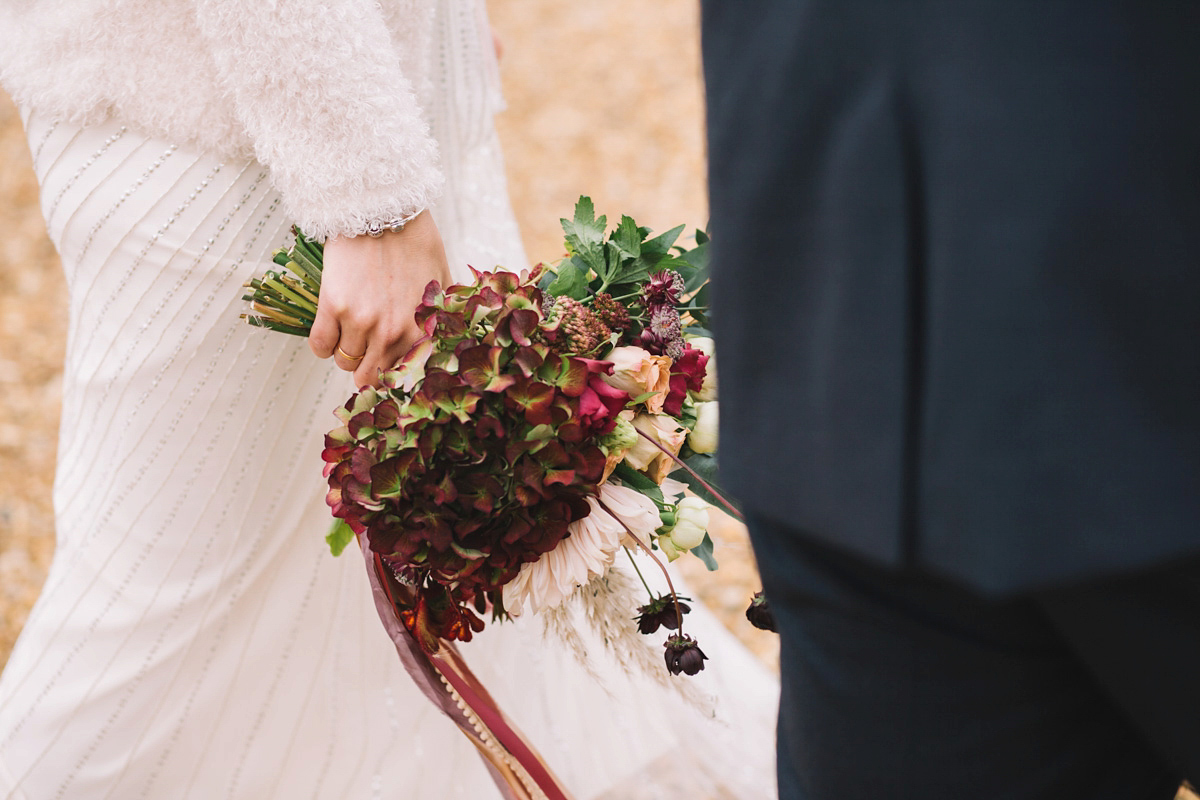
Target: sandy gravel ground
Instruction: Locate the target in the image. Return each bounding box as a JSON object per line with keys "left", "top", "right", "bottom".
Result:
{"left": 0, "top": 1, "right": 778, "bottom": 672}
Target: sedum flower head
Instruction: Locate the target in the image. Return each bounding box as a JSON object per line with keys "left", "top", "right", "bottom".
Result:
{"left": 545, "top": 296, "right": 611, "bottom": 355}
{"left": 591, "top": 292, "right": 631, "bottom": 333}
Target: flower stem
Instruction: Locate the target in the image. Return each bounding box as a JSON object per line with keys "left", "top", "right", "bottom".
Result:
{"left": 623, "top": 546, "right": 655, "bottom": 597}
{"left": 633, "top": 429, "right": 745, "bottom": 521}
{"left": 598, "top": 499, "right": 684, "bottom": 631}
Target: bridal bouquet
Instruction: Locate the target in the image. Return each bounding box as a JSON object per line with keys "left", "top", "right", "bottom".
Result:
{"left": 245, "top": 198, "right": 763, "bottom": 682}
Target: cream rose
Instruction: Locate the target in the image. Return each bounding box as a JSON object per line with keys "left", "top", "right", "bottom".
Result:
{"left": 668, "top": 496, "right": 710, "bottom": 550}
{"left": 602, "top": 346, "right": 672, "bottom": 414}
{"left": 688, "top": 401, "right": 719, "bottom": 454}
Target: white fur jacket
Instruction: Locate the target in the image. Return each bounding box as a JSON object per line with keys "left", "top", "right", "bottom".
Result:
{"left": 0, "top": 0, "right": 445, "bottom": 241}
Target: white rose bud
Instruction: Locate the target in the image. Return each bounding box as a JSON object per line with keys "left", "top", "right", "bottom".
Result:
{"left": 686, "top": 336, "right": 718, "bottom": 401}
{"left": 688, "top": 401, "right": 719, "bottom": 454}
{"left": 657, "top": 533, "right": 685, "bottom": 562}
{"left": 668, "top": 496, "right": 710, "bottom": 550}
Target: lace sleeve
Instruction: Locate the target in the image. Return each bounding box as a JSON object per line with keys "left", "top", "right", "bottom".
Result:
{"left": 193, "top": 0, "right": 444, "bottom": 241}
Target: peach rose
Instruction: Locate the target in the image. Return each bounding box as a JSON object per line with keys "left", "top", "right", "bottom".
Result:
{"left": 602, "top": 346, "right": 672, "bottom": 414}
{"left": 623, "top": 413, "right": 688, "bottom": 484}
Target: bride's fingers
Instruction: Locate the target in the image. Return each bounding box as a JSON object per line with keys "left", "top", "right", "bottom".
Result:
{"left": 359, "top": 331, "right": 416, "bottom": 388}
{"left": 309, "top": 305, "right": 340, "bottom": 359}
{"left": 352, "top": 346, "right": 383, "bottom": 389}
{"left": 334, "top": 333, "right": 369, "bottom": 374}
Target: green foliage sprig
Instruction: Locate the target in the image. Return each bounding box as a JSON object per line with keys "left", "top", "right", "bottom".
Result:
{"left": 542, "top": 197, "right": 712, "bottom": 333}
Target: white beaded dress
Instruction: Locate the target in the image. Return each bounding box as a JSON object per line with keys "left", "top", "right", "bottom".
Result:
{"left": 0, "top": 3, "right": 778, "bottom": 798}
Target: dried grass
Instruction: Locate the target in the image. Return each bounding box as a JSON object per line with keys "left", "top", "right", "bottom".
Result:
{"left": 542, "top": 564, "right": 713, "bottom": 712}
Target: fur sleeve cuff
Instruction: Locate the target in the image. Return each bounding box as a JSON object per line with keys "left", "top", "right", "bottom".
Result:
{"left": 195, "top": 0, "right": 444, "bottom": 241}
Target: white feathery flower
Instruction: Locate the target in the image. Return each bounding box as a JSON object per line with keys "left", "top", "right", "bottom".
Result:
{"left": 504, "top": 482, "right": 658, "bottom": 615}
{"left": 595, "top": 481, "right": 663, "bottom": 548}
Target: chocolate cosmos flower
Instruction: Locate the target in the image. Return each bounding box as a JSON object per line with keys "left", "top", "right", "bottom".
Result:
{"left": 745, "top": 591, "right": 777, "bottom": 632}
{"left": 663, "top": 633, "right": 707, "bottom": 676}
{"left": 635, "top": 594, "right": 692, "bottom": 635}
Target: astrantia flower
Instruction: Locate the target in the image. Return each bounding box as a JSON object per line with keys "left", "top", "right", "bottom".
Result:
{"left": 643, "top": 269, "right": 686, "bottom": 308}
{"left": 639, "top": 306, "right": 683, "bottom": 358}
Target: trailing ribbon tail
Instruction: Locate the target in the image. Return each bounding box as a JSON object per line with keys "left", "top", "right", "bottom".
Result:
{"left": 358, "top": 536, "right": 574, "bottom": 800}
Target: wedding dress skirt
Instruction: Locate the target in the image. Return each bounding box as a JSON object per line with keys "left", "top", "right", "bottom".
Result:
{"left": 0, "top": 105, "right": 777, "bottom": 799}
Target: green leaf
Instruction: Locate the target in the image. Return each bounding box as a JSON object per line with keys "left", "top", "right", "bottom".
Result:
{"left": 690, "top": 533, "right": 719, "bottom": 571}
{"left": 612, "top": 462, "right": 665, "bottom": 506}
{"left": 326, "top": 520, "right": 355, "bottom": 557}
{"left": 546, "top": 261, "right": 590, "bottom": 300}
{"left": 628, "top": 390, "right": 661, "bottom": 405}
{"left": 672, "top": 453, "right": 740, "bottom": 514}
{"left": 687, "top": 284, "right": 711, "bottom": 327}
{"left": 694, "top": 227, "right": 710, "bottom": 246}
{"left": 560, "top": 197, "right": 607, "bottom": 274}
{"left": 680, "top": 242, "right": 710, "bottom": 292}
{"left": 643, "top": 224, "right": 685, "bottom": 255}
{"left": 611, "top": 215, "right": 643, "bottom": 260}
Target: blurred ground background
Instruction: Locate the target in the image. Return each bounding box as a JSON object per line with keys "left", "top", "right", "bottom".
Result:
{"left": 0, "top": 1, "right": 778, "bottom": 671}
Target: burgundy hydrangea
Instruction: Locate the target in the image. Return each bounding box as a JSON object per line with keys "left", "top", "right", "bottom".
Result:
{"left": 323, "top": 269, "right": 628, "bottom": 651}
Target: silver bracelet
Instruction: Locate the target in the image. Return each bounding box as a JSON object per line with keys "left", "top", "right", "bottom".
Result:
{"left": 364, "top": 209, "right": 423, "bottom": 238}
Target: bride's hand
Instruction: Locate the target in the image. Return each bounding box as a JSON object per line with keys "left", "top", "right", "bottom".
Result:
{"left": 309, "top": 211, "right": 452, "bottom": 388}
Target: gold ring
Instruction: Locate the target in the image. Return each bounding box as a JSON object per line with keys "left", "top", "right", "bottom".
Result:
{"left": 336, "top": 345, "right": 365, "bottom": 362}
